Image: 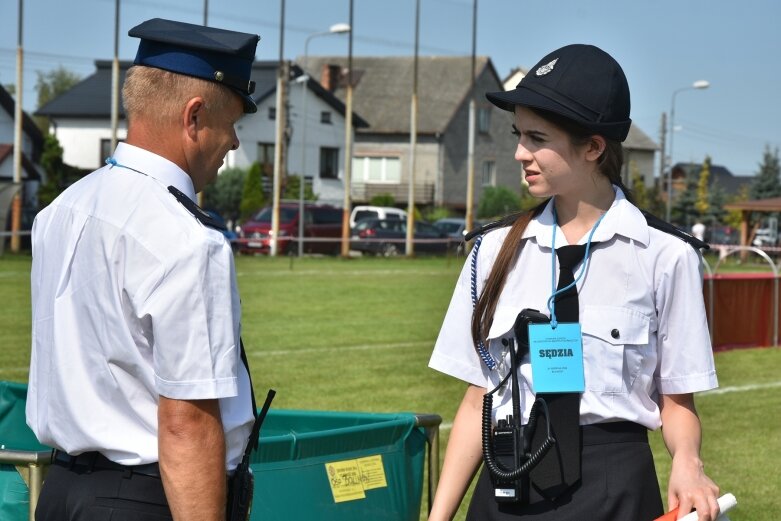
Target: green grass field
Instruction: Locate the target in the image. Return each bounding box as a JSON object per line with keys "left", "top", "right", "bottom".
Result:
{"left": 2, "top": 253, "right": 780, "bottom": 519}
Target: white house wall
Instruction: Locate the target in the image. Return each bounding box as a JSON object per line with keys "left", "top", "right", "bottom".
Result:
{"left": 234, "top": 83, "right": 349, "bottom": 206}
{"left": 51, "top": 118, "right": 127, "bottom": 171}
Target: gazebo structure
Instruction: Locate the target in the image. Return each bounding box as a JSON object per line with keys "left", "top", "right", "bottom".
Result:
{"left": 724, "top": 197, "right": 781, "bottom": 247}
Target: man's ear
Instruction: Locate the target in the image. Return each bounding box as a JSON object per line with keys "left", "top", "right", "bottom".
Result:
{"left": 183, "top": 97, "right": 206, "bottom": 141}
{"left": 584, "top": 135, "right": 607, "bottom": 162}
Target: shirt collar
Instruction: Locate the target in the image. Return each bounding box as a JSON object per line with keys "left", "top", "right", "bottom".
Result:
{"left": 111, "top": 143, "right": 197, "bottom": 202}
{"left": 522, "top": 187, "right": 649, "bottom": 248}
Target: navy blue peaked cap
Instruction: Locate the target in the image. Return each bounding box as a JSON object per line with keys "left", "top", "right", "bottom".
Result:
{"left": 129, "top": 18, "right": 261, "bottom": 113}
{"left": 486, "top": 44, "right": 631, "bottom": 142}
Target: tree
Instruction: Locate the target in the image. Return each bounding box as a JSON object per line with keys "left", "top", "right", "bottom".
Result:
{"left": 239, "top": 162, "right": 266, "bottom": 221}
{"left": 203, "top": 167, "right": 246, "bottom": 224}
{"left": 478, "top": 186, "right": 521, "bottom": 219}
{"left": 724, "top": 185, "right": 749, "bottom": 230}
{"left": 671, "top": 169, "right": 699, "bottom": 228}
{"left": 282, "top": 174, "right": 317, "bottom": 201}
{"left": 749, "top": 145, "right": 781, "bottom": 201}
{"left": 628, "top": 162, "right": 665, "bottom": 217}
{"left": 38, "top": 134, "right": 84, "bottom": 208}
{"left": 34, "top": 66, "right": 82, "bottom": 133}
{"left": 695, "top": 156, "right": 712, "bottom": 217}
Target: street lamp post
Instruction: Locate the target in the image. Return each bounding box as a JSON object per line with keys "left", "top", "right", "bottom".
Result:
{"left": 298, "top": 23, "right": 350, "bottom": 257}
{"left": 665, "top": 79, "right": 709, "bottom": 222}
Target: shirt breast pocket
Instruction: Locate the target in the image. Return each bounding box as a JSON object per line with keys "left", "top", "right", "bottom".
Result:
{"left": 581, "top": 305, "right": 651, "bottom": 393}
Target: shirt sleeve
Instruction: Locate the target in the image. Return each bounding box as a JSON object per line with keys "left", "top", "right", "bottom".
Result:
{"left": 429, "top": 238, "right": 494, "bottom": 387}
{"left": 139, "top": 233, "right": 240, "bottom": 400}
{"left": 654, "top": 243, "right": 718, "bottom": 394}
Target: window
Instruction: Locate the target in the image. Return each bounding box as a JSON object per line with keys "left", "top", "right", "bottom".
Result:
{"left": 351, "top": 156, "right": 402, "bottom": 183}
{"left": 100, "top": 138, "right": 124, "bottom": 166}
{"left": 481, "top": 161, "right": 496, "bottom": 187}
{"left": 268, "top": 107, "right": 276, "bottom": 120}
{"left": 478, "top": 107, "right": 491, "bottom": 134}
{"left": 319, "top": 147, "right": 339, "bottom": 179}
{"left": 320, "top": 111, "right": 332, "bottom": 124}
{"left": 257, "top": 142, "right": 275, "bottom": 177}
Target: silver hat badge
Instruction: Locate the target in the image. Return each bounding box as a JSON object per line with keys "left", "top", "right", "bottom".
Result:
{"left": 535, "top": 58, "right": 558, "bottom": 76}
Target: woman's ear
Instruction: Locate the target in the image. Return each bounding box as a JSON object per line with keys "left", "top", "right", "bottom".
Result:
{"left": 584, "top": 135, "right": 607, "bottom": 162}
{"left": 182, "top": 97, "right": 206, "bottom": 141}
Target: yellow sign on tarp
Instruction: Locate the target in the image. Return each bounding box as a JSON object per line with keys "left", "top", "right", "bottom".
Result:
{"left": 357, "top": 455, "right": 387, "bottom": 490}
{"left": 325, "top": 454, "right": 388, "bottom": 503}
{"left": 326, "top": 459, "right": 366, "bottom": 503}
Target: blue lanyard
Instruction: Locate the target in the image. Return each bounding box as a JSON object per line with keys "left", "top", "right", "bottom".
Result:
{"left": 547, "top": 205, "right": 606, "bottom": 328}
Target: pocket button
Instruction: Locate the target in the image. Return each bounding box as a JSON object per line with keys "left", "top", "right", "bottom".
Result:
{"left": 611, "top": 328, "right": 620, "bottom": 339}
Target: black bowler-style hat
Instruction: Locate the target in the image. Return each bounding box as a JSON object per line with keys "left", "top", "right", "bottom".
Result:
{"left": 129, "top": 18, "right": 261, "bottom": 113}
{"left": 486, "top": 44, "right": 632, "bottom": 142}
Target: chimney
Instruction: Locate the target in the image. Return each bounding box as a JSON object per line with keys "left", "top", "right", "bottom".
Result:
{"left": 320, "top": 64, "right": 341, "bottom": 92}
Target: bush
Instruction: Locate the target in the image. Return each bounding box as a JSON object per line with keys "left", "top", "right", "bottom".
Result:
{"left": 477, "top": 186, "right": 521, "bottom": 219}
{"left": 283, "top": 174, "right": 318, "bottom": 202}
{"left": 370, "top": 194, "right": 396, "bottom": 207}
{"left": 239, "top": 162, "right": 266, "bottom": 221}
{"left": 423, "top": 206, "right": 453, "bottom": 222}
{"left": 203, "top": 167, "right": 246, "bottom": 223}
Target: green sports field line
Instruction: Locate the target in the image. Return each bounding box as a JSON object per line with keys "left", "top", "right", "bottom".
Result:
{"left": 250, "top": 341, "right": 431, "bottom": 357}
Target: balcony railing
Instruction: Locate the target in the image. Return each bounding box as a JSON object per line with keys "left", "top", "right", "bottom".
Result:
{"left": 351, "top": 182, "right": 434, "bottom": 204}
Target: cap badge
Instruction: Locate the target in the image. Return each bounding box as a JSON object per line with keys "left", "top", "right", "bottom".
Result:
{"left": 535, "top": 58, "right": 558, "bottom": 76}
{"left": 214, "top": 71, "right": 224, "bottom": 82}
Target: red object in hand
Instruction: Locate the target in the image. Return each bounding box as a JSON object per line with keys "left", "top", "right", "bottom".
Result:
{"left": 654, "top": 508, "right": 680, "bottom": 521}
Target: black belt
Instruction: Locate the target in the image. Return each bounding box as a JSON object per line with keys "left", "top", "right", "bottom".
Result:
{"left": 53, "top": 450, "right": 161, "bottom": 478}
{"left": 580, "top": 421, "right": 648, "bottom": 446}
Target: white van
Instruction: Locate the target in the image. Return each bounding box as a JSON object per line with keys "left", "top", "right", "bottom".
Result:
{"left": 349, "top": 206, "right": 407, "bottom": 228}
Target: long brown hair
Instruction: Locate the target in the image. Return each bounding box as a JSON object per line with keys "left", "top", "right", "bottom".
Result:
{"left": 470, "top": 107, "right": 630, "bottom": 352}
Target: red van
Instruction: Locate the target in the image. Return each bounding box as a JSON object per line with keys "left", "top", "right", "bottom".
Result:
{"left": 237, "top": 203, "right": 343, "bottom": 255}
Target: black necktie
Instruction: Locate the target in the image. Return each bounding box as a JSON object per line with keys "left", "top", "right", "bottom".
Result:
{"left": 530, "top": 244, "right": 588, "bottom": 500}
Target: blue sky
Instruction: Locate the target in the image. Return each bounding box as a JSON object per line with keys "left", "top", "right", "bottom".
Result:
{"left": 1, "top": 0, "right": 779, "bottom": 178}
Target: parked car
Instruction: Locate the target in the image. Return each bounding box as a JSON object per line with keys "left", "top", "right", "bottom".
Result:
{"left": 237, "top": 203, "right": 343, "bottom": 255}
{"left": 350, "top": 218, "right": 451, "bottom": 256}
{"left": 434, "top": 218, "right": 484, "bottom": 254}
{"left": 433, "top": 217, "right": 487, "bottom": 238}
{"left": 349, "top": 205, "right": 407, "bottom": 229}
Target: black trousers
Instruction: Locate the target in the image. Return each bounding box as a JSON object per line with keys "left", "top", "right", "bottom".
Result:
{"left": 35, "top": 457, "right": 172, "bottom": 521}
{"left": 467, "top": 423, "right": 664, "bottom": 521}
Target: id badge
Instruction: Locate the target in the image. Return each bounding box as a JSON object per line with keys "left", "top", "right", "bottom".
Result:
{"left": 528, "top": 322, "right": 585, "bottom": 393}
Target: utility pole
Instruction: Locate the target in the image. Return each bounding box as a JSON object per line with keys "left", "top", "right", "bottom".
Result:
{"left": 657, "top": 112, "right": 667, "bottom": 202}
{"left": 11, "top": 0, "right": 24, "bottom": 253}
{"left": 464, "top": 0, "right": 477, "bottom": 234}
{"left": 405, "top": 0, "right": 420, "bottom": 257}
{"left": 271, "top": 0, "right": 286, "bottom": 255}
{"left": 340, "top": 0, "right": 355, "bottom": 257}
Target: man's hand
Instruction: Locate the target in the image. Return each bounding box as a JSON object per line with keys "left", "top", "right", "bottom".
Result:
{"left": 159, "top": 397, "right": 226, "bottom": 521}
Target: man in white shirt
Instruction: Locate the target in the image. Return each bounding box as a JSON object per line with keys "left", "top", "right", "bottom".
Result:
{"left": 27, "top": 18, "right": 260, "bottom": 520}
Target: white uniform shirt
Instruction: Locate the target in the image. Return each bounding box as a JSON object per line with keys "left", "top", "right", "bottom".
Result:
{"left": 27, "top": 143, "right": 254, "bottom": 469}
{"left": 430, "top": 189, "right": 718, "bottom": 430}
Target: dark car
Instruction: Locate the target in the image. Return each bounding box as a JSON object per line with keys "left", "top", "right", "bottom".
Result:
{"left": 237, "top": 203, "right": 343, "bottom": 255}
{"left": 350, "top": 218, "right": 451, "bottom": 256}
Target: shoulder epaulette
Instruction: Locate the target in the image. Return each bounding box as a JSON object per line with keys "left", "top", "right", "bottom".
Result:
{"left": 464, "top": 208, "right": 709, "bottom": 251}
{"left": 641, "top": 211, "right": 709, "bottom": 251}
{"left": 464, "top": 212, "right": 524, "bottom": 242}
{"left": 167, "top": 185, "right": 228, "bottom": 232}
